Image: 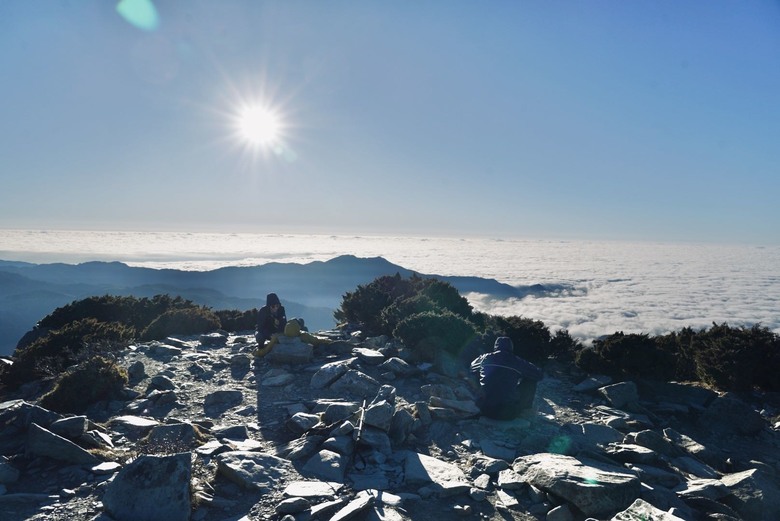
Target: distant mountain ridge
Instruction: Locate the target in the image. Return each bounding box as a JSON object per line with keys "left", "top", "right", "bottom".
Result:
{"left": 0, "top": 255, "right": 549, "bottom": 356}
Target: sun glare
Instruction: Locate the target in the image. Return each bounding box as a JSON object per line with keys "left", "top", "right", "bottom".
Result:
{"left": 237, "top": 105, "right": 281, "bottom": 147}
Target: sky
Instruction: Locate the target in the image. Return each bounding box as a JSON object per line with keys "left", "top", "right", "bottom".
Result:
{"left": 2, "top": 1, "right": 780, "bottom": 244}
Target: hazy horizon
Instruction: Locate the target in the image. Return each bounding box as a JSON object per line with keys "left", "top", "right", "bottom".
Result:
{"left": 2, "top": 228, "right": 778, "bottom": 346}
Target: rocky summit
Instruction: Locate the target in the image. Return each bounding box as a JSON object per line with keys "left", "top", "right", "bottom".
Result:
{"left": 1, "top": 330, "right": 779, "bottom": 521}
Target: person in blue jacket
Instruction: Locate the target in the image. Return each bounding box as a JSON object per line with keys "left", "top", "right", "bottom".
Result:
{"left": 470, "top": 336, "right": 543, "bottom": 420}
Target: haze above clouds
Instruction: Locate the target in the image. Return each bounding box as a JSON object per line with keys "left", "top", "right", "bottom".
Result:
{"left": 2, "top": 230, "right": 778, "bottom": 345}
{"left": 2, "top": 1, "right": 779, "bottom": 244}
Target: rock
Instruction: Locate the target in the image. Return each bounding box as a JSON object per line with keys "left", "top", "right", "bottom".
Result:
{"left": 720, "top": 468, "right": 780, "bottom": 521}
{"left": 402, "top": 451, "right": 468, "bottom": 487}
{"left": 364, "top": 400, "right": 394, "bottom": 431}
{"left": 352, "top": 347, "right": 386, "bottom": 365}
{"left": 216, "top": 451, "right": 296, "bottom": 491}
{"left": 48, "top": 415, "right": 89, "bottom": 439}
{"left": 573, "top": 375, "right": 613, "bottom": 392}
{"left": 512, "top": 453, "right": 641, "bottom": 517}
{"left": 204, "top": 389, "right": 243, "bottom": 408}
{"left": 330, "top": 369, "right": 381, "bottom": 398}
{"left": 379, "top": 357, "right": 418, "bottom": 377}
{"left": 311, "top": 359, "right": 356, "bottom": 389}
{"left": 199, "top": 332, "right": 228, "bottom": 346}
{"left": 700, "top": 394, "right": 765, "bottom": 435}
{"left": 610, "top": 498, "right": 687, "bottom": 520}
{"left": 144, "top": 422, "right": 202, "bottom": 450}
{"left": 267, "top": 338, "right": 314, "bottom": 364}
{"left": 599, "top": 381, "right": 640, "bottom": 409}
{"left": 330, "top": 490, "right": 375, "bottom": 521}
{"left": 579, "top": 422, "right": 625, "bottom": 446}
{"left": 283, "top": 480, "right": 343, "bottom": 498}
{"left": 102, "top": 453, "right": 191, "bottom": 521}
{"left": 26, "top": 423, "right": 101, "bottom": 465}
{"left": 276, "top": 496, "right": 311, "bottom": 514}
{"left": 286, "top": 412, "right": 321, "bottom": 434}
{"left": 302, "top": 449, "right": 347, "bottom": 482}
{"left": 0, "top": 459, "right": 20, "bottom": 484}
{"left": 547, "top": 503, "right": 575, "bottom": 521}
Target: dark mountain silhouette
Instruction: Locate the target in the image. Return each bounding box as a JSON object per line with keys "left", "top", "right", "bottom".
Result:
{"left": 0, "top": 255, "right": 552, "bottom": 356}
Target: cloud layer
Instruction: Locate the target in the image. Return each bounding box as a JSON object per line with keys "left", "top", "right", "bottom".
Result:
{"left": 1, "top": 230, "right": 777, "bottom": 344}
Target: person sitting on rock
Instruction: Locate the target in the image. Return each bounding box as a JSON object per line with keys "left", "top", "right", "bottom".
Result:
{"left": 254, "top": 292, "right": 286, "bottom": 356}
{"left": 470, "top": 336, "right": 543, "bottom": 420}
{"left": 256, "top": 317, "right": 331, "bottom": 357}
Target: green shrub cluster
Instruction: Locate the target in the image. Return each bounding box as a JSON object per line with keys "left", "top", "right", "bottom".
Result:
{"left": 215, "top": 309, "right": 257, "bottom": 332}
{"left": 335, "top": 273, "right": 580, "bottom": 367}
{"left": 2, "top": 294, "right": 248, "bottom": 390}
{"left": 140, "top": 307, "right": 221, "bottom": 341}
{"left": 575, "top": 323, "right": 780, "bottom": 392}
{"left": 39, "top": 355, "right": 128, "bottom": 414}
{"left": 2, "top": 319, "right": 134, "bottom": 389}
{"left": 394, "top": 311, "right": 476, "bottom": 363}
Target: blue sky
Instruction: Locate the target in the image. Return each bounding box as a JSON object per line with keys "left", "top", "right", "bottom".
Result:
{"left": 2, "top": 1, "right": 779, "bottom": 244}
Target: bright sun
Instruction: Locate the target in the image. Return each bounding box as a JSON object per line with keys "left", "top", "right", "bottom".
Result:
{"left": 237, "top": 105, "right": 281, "bottom": 146}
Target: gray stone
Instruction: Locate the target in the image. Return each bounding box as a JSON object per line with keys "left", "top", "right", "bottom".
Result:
{"left": 579, "top": 422, "right": 625, "bottom": 446}
{"left": 26, "top": 423, "right": 100, "bottom": 465}
{"left": 276, "top": 496, "right": 311, "bottom": 514}
{"left": 267, "top": 338, "right": 314, "bottom": 364}
{"left": 204, "top": 390, "right": 243, "bottom": 408}
{"left": 199, "top": 332, "right": 228, "bottom": 346}
{"left": 700, "top": 394, "right": 765, "bottom": 435}
{"left": 402, "top": 451, "right": 468, "bottom": 487}
{"left": 428, "top": 396, "right": 479, "bottom": 416}
{"left": 102, "top": 453, "right": 191, "bottom": 521}
{"left": 330, "top": 370, "right": 381, "bottom": 399}
{"left": 330, "top": 490, "right": 375, "bottom": 521}
{"left": 496, "top": 468, "right": 524, "bottom": 490}
{"left": 480, "top": 439, "right": 515, "bottom": 461}
{"left": 48, "top": 416, "right": 89, "bottom": 439}
{"left": 126, "top": 360, "right": 146, "bottom": 380}
{"left": 610, "top": 498, "right": 687, "bottom": 520}
{"left": 471, "top": 455, "right": 509, "bottom": 475}
{"left": 352, "top": 347, "right": 386, "bottom": 365}
{"left": 311, "top": 359, "right": 356, "bottom": 389}
{"left": 283, "top": 480, "right": 343, "bottom": 498}
{"left": 147, "top": 343, "right": 182, "bottom": 358}
{"left": 0, "top": 460, "right": 20, "bottom": 484}
{"left": 364, "top": 400, "right": 394, "bottom": 431}
{"left": 670, "top": 456, "right": 720, "bottom": 479}
{"left": 149, "top": 374, "right": 176, "bottom": 391}
{"left": 573, "top": 375, "right": 613, "bottom": 392}
{"left": 322, "top": 435, "right": 355, "bottom": 456}
{"left": 302, "top": 449, "right": 346, "bottom": 482}
{"left": 513, "top": 453, "right": 640, "bottom": 517}
{"left": 144, "top": 422, "right": 202, "bottom": 450}
{"left": 388, "top": 408, "right": 415, "bottom": 444}
{"left": 548, "top": 504, "right": 575, "bottom": 521}
{"left": 379, "top": 357, "right": 418, "bottom": 377}
{"left": 359, "top": 427, "right": 393, "bottom": 455}
{"left": 599, "top": 381, "right": 639, "bottom": 409}
{"left": 675, "top": 477, "right": 729, "bottom": 500}
{"left": 286, "top": 412, "right": 321, "bottom": 434}
{"left": 627, "top": 429, "right": 683, "bottom": 457}
{"left": 216, "top": 451, "right": 295, "bottom": 491}
{"left": 720, "top": 468, "right": 780, "bottom": 521}
{"left": 605, "top": 443, "right": 658, "bottom": 465}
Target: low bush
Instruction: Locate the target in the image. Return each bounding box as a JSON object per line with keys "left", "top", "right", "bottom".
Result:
{"left": 691, "top": 323, "right": 780, "bottom": 392}
{"left": 39, "top": 355, "right": 129, "bottom": 414}
{"left": 393, "top": 311, "right": 476, "bottom": 362}
{"left": 215, "top": 309, "right": 257, "bottom": 332}
{"left": 2, "top": 319, "right": 133, "bottom": 389}
{"left": 140, "top": 307, "right": 221, "bottom": 341}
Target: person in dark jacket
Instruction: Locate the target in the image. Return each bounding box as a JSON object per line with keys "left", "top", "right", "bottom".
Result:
{"left": 254, "top": 293, "right": 286, "bottom": 356}
{"left": 470, "top": 336, "right": 543, "bottom": 420}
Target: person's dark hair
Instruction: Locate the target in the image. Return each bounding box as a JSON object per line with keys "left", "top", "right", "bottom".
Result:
{"left": 266, "top": 293, "right": 281, "bottom": 307}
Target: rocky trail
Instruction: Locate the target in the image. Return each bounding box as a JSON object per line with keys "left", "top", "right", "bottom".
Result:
{"left": 1, "top": 329, "right": 779, "bottom": 521}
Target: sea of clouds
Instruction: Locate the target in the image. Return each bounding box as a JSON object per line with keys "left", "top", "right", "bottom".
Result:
{"left": 2, "top": 229, "right": 779, "bottom": 344}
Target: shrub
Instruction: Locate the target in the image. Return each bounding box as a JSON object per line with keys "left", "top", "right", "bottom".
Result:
{"left": 494, "top": 316, "right": 552, "bottom": 364}
{"left": 393, "top": 311, "right": 476, "bottom": 363}
{"left": 380, "top": 295, "right": 438, "bottom": 335}
{"left": 140, "top": 307, "right": 221, "bottom": 341}
{"left": 40, "top": 355, "right": 129, "bottom": 414}
{"left": 2, "top": 319, "right": 133, "bottom": 389}
{"left": 691, "top": 323, "right": 780, "bottom": 392}
{"left": 415, "top": 278, "right": 473, "bottom": 319}
{"left": 549, "top": 329, "right": 582, "bottom": 361}
{"left": 36, "top": 294, "right": 198, "bottom": 334}
{"left": 335, "top": 274, "right": 413, "bottom": 335}
{"left": 574, "top": 332, "right": 677, "bottom": 380}
{"left": 215, "top": 309, "right": 257, "bottom": 332}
